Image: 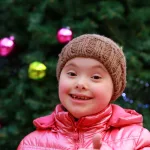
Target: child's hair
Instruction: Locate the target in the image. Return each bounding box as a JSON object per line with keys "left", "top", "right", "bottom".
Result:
{"left": 56, "top": 34, "right": 126, "bottom": 101}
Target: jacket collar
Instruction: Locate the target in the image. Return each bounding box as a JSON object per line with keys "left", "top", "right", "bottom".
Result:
{"left": 54, "top": 104, "right": 112, "bottom": 131}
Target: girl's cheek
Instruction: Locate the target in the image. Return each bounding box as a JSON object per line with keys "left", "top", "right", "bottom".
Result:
{"left": 59, "top": 80, "right": 70, "bottom": 92}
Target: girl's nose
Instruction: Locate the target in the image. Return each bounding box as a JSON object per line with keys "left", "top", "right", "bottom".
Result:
{"left": 75, "top": 79, "right": 87, "bottom": 90}
{"left": 76, "top": 83, "right": 85, "bottom": 90}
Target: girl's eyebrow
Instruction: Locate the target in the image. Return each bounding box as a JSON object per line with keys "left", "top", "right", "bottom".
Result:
{"left": 91, "top": 64, "right": 107, "bottom": 72}
{"left": 65, "top": 63, "right": 77, "bottom": 68}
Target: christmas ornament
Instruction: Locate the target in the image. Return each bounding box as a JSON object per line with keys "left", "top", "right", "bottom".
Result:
{"left": 0, "top": 36, "right": 15, "bottom": 56}
{"left": 57, "top": 27, "right": 73, "bottom": 43}
{"left": 28, "top": 61, "right": 47, "bottom": 80}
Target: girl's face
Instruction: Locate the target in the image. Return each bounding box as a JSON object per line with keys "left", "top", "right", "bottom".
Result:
{"left": 58, "top": 57, "right": 113, "bottom": 118}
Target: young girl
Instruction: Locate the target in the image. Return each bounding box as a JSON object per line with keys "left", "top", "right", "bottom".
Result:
{"left": 17, "top": 34, "right": 150, "bottom": 150}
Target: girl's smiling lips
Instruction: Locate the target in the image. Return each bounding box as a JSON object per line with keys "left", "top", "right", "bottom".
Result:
{"left": 69, "top": 93, "right": 93, "bottom": 100}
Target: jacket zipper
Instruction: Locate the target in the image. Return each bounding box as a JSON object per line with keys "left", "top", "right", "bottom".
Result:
{"left": 74, "top": 122, "right": 79, "bottom": 150}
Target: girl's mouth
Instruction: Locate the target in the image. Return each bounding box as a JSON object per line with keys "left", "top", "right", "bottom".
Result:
{"left": 69, "top": 94, "right": 92, "bottom": 100}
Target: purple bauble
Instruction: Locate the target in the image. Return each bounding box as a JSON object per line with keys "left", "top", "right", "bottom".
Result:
{"left": 57, "top": 27, "right": 73, "bottom": 43}
{"left": 0, "top": 36, "right": 15, "bottom": 56}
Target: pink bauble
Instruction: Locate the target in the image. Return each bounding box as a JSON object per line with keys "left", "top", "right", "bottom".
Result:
{"left": 0, "top": 36, "right": 15, "bottom": 56}
{"left": 57, "top": 28, "right": 73, "bottom": 43}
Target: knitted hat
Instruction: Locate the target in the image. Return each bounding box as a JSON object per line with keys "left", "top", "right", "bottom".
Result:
{"left": 56, "top": 34, "right": 126, "bottom": 101}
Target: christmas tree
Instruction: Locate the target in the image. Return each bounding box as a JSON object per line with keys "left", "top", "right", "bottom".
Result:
{"left": 0, "top": 0, "right": 150, "bottom": 149}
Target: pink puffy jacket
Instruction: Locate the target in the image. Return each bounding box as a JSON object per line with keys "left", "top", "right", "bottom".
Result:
{"left": 17, "top": 104, "right": 150, "bottom": 150}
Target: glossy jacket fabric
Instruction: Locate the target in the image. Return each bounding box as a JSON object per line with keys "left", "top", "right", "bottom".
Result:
{"left": 17, "top": 104, "right": 150, "bottom": 150}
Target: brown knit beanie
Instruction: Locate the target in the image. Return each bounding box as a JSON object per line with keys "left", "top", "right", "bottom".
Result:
{"left": 56, "top": 34, "right": 126, "bottom": 101}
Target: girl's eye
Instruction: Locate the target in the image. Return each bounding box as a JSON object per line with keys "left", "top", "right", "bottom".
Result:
{"left": 67, "top": 72, "right": 76, "bottom": 76}
{"left": 91, "top": 75, "right": 101, "bottom": 80}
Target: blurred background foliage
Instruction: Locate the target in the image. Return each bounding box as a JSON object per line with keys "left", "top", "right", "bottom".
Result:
{"left": 0, "top": 0, "right": 150, "bottom": 149}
